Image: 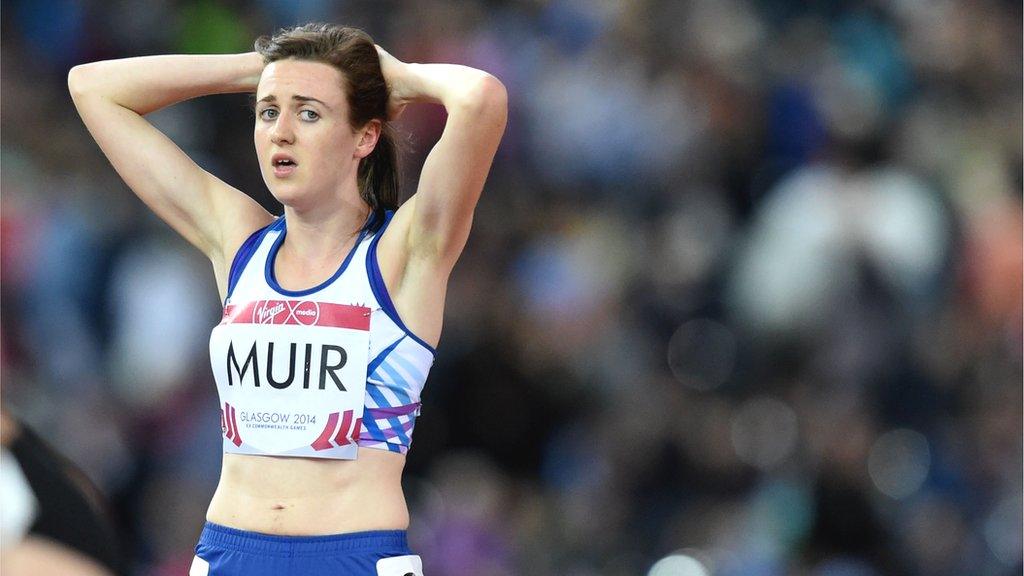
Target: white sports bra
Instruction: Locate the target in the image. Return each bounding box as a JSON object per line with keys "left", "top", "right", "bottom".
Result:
{"left": 208, "top": 210, "right": 435, "bottom": 459}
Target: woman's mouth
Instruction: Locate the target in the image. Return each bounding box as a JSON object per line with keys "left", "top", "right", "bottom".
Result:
{"left": 272, "top": 157, "right": 298, "bottom": 178}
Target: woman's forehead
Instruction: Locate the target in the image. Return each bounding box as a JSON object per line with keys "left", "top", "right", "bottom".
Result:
{"left": 257, "top": 59, "right": 345, "bottom": 103}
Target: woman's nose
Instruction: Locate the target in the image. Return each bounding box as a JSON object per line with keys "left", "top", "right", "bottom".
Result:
{"left": 270, "top": 116, "right": 294, "bottom": 145}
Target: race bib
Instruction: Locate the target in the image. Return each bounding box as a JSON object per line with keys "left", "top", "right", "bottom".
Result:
{"left": 377, "top": 555, "right": 424, "bottom": 576}
{"left": 210, "top": 299, "right": 371, "bottom": 459}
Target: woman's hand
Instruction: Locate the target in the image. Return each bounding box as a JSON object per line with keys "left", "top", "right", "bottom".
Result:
{"left": 375, "top": 45, "right": 410, "bottom": 121}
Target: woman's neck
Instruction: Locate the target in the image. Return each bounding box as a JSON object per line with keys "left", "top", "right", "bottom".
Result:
{"left": 279, "top": 198, "right": 372, "bottom": 266}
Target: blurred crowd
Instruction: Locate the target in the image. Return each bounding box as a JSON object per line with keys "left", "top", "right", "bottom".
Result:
{"left": 1, "top": 1, "right": 1021, "bottom": 575}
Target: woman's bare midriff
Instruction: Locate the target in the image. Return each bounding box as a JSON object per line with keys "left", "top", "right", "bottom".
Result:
{"left": 206, "top": 449, "right": 408, "bottom": 535}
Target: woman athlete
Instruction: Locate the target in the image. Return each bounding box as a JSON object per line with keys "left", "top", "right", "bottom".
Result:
{"left": 69, "top": 23, "right": 507, "bottom": 575}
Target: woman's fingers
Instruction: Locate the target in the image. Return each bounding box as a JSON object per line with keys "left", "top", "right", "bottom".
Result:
{"left": 375, "top": 45, "right": 408, "bottom": 120}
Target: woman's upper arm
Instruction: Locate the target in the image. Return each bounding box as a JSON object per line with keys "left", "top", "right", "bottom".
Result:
{"left": 68, "top": 67, "right": 271, "bottom": 264}
{"left": 404, "top": 74, "right": 507, "bottom": 270}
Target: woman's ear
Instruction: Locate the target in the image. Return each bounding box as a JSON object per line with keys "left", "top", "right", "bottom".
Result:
{"left": 355, "top": 119, "right": 382, "bottom": 159}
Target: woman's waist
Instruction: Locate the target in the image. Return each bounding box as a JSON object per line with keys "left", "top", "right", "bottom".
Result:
{"left": 208, "top": 450, "right": 408, "bottom": 535}
{"left": 196, "top": 520, "right": 411, "bottom": 556}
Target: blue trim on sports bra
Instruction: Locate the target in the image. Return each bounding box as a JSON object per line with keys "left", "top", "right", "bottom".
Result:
{"left": 366, "top": 210, "right": 438, "bottom": 356}
{"left": 368, "top": 335, "right": 406, "bottom": 376}
{"left": 265, "top": 212, "right": 374, "bottom": 297}
{"left": 226, "top": 221, "right": 277, "bottom": 302}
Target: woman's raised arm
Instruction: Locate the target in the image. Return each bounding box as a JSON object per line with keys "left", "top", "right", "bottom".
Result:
{"left": 68, "top": 54, "right": 273, "bottom": 275}
{"left": 376, "top": 48, "right": 508, "bottom": 272}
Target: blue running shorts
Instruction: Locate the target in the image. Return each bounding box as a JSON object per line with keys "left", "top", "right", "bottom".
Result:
{"left": 189, "top": 522, "right": 423, "bottom": 576}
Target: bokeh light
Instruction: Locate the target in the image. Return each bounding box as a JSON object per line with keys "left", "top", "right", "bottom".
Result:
{"left": 867, "top": 428, "right": 931, "bottom": 499}
{"left": 730, "top": 396, "right": 800, "bottom": 469}
{"left": 647, "top": 552, "right": 712, "bottom": 576}
{"left": 667, "top": 318, "right": 737, "bottom": 390}
{"left": 983, "top": 493, "right": 1023, "bottom": 566}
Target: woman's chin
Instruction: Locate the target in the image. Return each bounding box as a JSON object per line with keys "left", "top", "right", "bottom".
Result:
{"left": 267, "top": 183, "right": 304, "bottom": 205}
{"left": 269, "top": 187, "right": 327, "bottom": 214}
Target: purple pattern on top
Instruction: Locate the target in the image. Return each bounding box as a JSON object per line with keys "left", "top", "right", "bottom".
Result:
{"left": 366, "top": 403, "right": 421, "bottom": 418}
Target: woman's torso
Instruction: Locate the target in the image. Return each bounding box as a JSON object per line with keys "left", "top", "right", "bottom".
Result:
{"left": 206, "top": 210, "right": 435, "bottom": 535}
{"left": 207, "top": 449, "right": 408, "bottom": 535}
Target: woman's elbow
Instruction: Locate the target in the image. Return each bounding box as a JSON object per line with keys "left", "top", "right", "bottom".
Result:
{"left": 67, "top": 63, "right": 98, "bottom": 98}
{"left": 456, "top": 73, "right": 508, "bottom": 119}
{"left": 478, "top": 74, "right": 507, "bottom": 107}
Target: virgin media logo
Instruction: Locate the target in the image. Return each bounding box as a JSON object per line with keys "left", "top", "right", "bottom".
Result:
{"left": 251, "top": 300, "right": 321, "bottom": 326}
{"left": 254, "top": 301, "right": 286, "bottom": 323}
{"left": 221, "top": 300, "right": 371, "bottom": 331}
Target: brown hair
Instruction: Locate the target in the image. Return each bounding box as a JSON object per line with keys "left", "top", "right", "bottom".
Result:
{"left": 255, "top": 23, "right": 398, "bottom": 230}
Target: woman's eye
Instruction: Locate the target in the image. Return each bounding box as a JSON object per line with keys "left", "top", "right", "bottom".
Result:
{"left": 299, "top": 109, "right": 319, "bottom": 121}
{"left": 259, "top": 108, "right": 278, "bottom": 120}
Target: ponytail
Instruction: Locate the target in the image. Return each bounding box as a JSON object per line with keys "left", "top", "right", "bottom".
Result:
{"left": 359, "top": 124, "right": 400, "bottom": 232}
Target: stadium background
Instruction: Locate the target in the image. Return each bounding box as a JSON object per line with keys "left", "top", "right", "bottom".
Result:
{"left": 1, "top": 1, "right": 1021, "bottom": 574}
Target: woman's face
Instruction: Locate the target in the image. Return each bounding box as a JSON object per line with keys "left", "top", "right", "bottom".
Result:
{"left": 254, "top": 59, "right": 370, "bottom": 210}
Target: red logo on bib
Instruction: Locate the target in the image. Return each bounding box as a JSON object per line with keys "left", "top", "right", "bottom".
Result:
{"left": 250, "top": 299, "right": 321, "bottom": 325}
{"left": 290, "top": 300, "right": 320, "bottom": 325}
{"left": 222, "top": 300, "right": 370, "bottom": 330}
